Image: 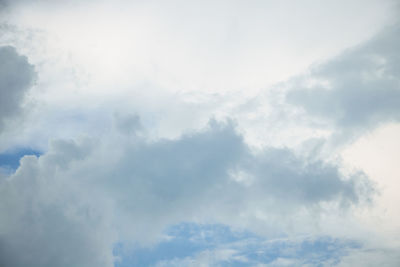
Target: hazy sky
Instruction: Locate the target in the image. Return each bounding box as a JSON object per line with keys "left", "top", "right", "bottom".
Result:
{"left": 1, "top": 1, "right": 400, "bottom": 266}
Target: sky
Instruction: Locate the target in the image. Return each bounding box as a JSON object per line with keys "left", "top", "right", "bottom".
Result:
{"left": 0, "top": 0, "right": 400, "bottom": 266}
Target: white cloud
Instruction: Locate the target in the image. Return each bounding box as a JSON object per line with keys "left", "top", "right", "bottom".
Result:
{"left": 2, "top": 0, "right": 395, "bottom": 95}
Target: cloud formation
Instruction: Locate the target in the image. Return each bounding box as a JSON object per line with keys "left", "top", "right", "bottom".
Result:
{"left": 286, "top": 24, "right": 400, "bottom": 133}
{"left": 0, "top": 46, "right": 35, "bottom": 131}
{"left": 0, "top": 121, "right": 372, "bottom": 266}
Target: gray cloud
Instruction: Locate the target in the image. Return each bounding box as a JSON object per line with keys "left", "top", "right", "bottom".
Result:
{"left": 113, "top": 113, "right": 142, "bottom": 136}
{"left": 243, "top": 148, "right": 362, "bottom": 205}
{"left": 0, "top": 143, "right": 116, "bottom": 267}
{"left": 0, "top": 121, "right": 372, "bottom": 266}
{"left": 286, "top": 24, "right": 400, "bottom": 133}
{"left": 0, "top": 46, "right": 35, "bottom": 131}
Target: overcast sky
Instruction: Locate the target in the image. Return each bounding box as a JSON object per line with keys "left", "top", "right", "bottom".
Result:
{"left": 1, "top": 1, "right": 400, "bottom": 266}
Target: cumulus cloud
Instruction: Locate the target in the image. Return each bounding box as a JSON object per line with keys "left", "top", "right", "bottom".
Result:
{"left": 0, "top": 121, "right": 372, "bottom": 266}
{"left": 0, "top": 45, "right": 35, "bottom": 131}
{"left": 285, "top": 24, "right": 400, "bottom": 134}
{"left": 0, "top": 144, "right": 117, "bottom": 267}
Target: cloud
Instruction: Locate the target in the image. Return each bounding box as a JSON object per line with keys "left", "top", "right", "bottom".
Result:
{"left": 0, "top": 46, "right": 35, "bottom": 132}
{"left": 338, "top": 247, "right": 400, "bottom": 267}
{"left": 0, "top": 144, "right": 117, "bottom": 267}
{"left": 113, "top": 113, "right": 142, "bottom": 136}
{"left": 0, "top": 120, "right": 372, "bottom": 266}
{"left": 285, "top": 24, "right": 400, "bottom": 134}
{"left": 1, "top": 0, "right": 394, "bottom": 97}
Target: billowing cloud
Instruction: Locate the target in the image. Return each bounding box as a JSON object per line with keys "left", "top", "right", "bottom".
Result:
{"left": 0, "top": 121, "right": 371, "bottom": 267}
{"left": 0, "top": 45, "right": 35, "bottom": 131}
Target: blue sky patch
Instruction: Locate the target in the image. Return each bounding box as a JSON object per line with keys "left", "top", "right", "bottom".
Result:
{"left": 0, "top": 147, "right": 42, "bottom": 171}
{"left": 113, "top": 223, "right": 360, "bottom": 266}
